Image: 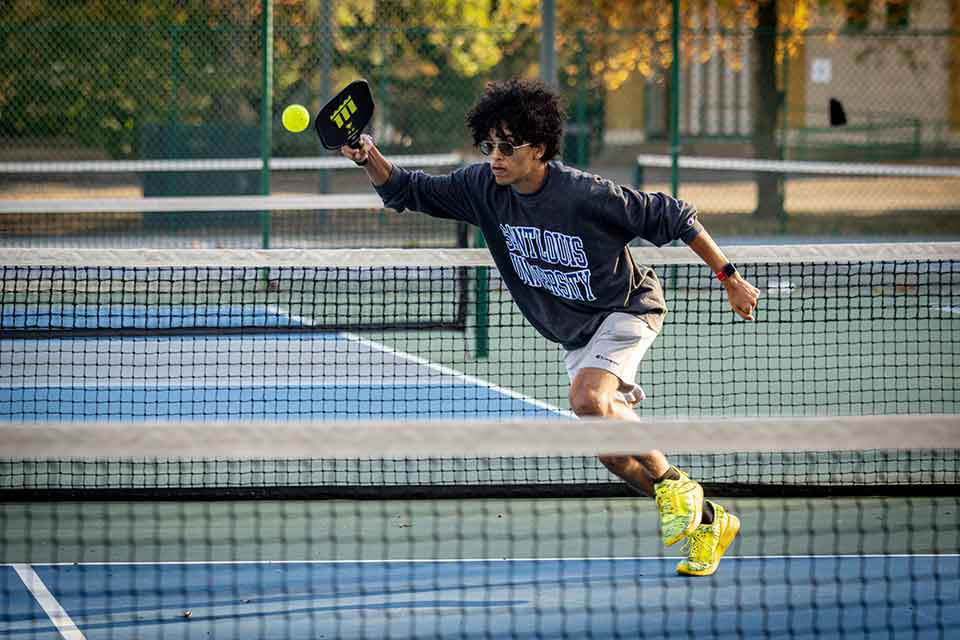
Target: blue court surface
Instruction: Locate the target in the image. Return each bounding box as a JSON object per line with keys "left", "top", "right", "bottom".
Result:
{"left": 3, "top": 555, "right": 958, "bottom": 638}
{"left": 1, "top": 300, "right": 569, "bottom": 421}
{"left": 1, "top": 304, "right": 303, "bottom": 332}
{"left": 1, "top": 333, "right": 567, "bottom": 421}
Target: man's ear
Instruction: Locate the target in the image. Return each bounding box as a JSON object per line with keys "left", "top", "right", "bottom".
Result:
{"left": 536, "top": 143, "right": 547, "bottom": 161}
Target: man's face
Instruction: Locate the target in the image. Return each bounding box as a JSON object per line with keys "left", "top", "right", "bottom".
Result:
{"left": 483, "top": 126, "right": 543, "bottom": 187}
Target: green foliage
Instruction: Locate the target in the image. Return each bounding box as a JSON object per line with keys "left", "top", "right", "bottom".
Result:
{"left": 0, "top": 2, "right": 265, "bottom": 157}
{"left": 0, "top": 0, "right": 542, "bottom": 159}
{"left": 6, "top": 0, "right": 922, "bottom": 160}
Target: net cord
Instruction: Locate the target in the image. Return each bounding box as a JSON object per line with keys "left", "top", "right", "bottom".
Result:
{"left": 4, "top": 243, "right": 959, "bottom": 268}
{"left": 2, "top": 415, "right": 957, "bottom": 460}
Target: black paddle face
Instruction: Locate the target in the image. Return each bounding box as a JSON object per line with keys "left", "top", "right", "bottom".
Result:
{"left": 315, "top": 80, "right": 375, "bottom": 150}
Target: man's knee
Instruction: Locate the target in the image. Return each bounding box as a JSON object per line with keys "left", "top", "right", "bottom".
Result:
{"left": 598, "top": 454, "right": 632, "bottom": 474}
{"left": 634, "top": 450, "right": 666, "bottom": 469}
{"left": 569, "top": 385, "right": 616, "bottom": 417}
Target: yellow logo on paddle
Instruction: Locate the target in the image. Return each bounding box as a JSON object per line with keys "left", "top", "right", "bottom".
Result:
{"left": 331, "top": 96, "right": 358, "bottom": 130}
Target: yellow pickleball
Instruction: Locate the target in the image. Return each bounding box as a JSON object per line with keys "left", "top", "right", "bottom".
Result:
{"left": 282, "top": 104, "right": 310, "bottom": 133}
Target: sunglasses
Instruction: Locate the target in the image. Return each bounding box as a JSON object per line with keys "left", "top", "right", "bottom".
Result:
{"left": 478, "top": 140, "right": 531, "bottom": 157}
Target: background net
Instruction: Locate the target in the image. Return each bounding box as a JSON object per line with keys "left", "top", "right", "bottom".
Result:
{"left": 633, "top": 155, "right": 960, "bottom": 229}
{"left": 0, "top": 155, "right": 468, "bottom": 249}
{"left": 3, "top": 244, "right": 958, "bottom": 420}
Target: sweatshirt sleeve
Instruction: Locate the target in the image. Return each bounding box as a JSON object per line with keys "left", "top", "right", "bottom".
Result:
{"left": 595, "top": 180, "right": 703, "bottom": 247}
{"left": 374, "top": 164, "right": 480, "bottom": 225}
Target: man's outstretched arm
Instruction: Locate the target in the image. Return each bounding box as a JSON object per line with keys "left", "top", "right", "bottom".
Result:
{"left": 341, "top": 134, "right": 392, "bottom": 186}
{"left": 341, "top": 134, "right": 479, "bottom": 225}
{"left": 686, "top": 230, "right": 761, "bottom": 321}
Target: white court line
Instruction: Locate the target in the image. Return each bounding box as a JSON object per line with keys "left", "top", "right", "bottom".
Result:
{"left": 21, "top": 553, "right": 960, "bottom": 567}
{"left": 269, "top": 304, "right": 573, "bottom": 417}
{"left": 0, "top": 380, "right": 517, "bottom": 389}
{"left": 933, "top": 304, "right": 960, "bottom": 314}
{"left": 12, "top": 564, "right": 86, "bottom": 640}
{"left": 342, "top": 332, "right": 572, "bottom": 416}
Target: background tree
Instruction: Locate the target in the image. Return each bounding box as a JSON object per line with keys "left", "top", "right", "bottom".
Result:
{"left": 548, "top": 0, "right": 855, "bottom": 220}
{"left": 0, "top": 0, "right": 875, "bottom": 180}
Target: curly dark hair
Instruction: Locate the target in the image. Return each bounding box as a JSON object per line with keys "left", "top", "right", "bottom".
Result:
{"left": 465, "top": 79, "right": 565, "bottom": 162}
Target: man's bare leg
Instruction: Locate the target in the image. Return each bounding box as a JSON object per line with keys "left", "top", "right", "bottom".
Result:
{"left": 568, "top": 367, "right": 670, "bottom": 496}
{"left": 568, "top": 367, "right": 714, "bottom": 526}
{"left": 569, "top": 369, "right": 734, "bottom": 573}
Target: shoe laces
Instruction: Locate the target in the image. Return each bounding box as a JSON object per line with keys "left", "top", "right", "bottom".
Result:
{"left": 682, "top": 521, "right": 719, "bottom": 562}
{"left": 655, "top": 476, "right": 693, "bottom": 515}
{"left": 655, "top": 486, "right": 685, "bottom": 516}
{"left": 655, "top": 491, "right": 673, "bottom": 514}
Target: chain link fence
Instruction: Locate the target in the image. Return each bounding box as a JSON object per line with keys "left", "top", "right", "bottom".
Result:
{"left": 5, "top": 4, "right": 957, "bottom": 165}
{"left": 0, "top": 2, "right": 545, "bottom": 164}
{"left": 613, "top": 32, "right": 959, "bottom": 161}
{"left": 1, "top": 1, "right": 959, "bottom": 242}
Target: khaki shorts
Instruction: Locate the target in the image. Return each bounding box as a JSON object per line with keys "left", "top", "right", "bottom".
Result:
{"left": 564, "top": 312, "right": 658, "bottom": 406}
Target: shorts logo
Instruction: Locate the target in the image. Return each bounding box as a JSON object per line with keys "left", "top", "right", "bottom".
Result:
{"left": 595, "top": 354, "right": 620, "bottom": 366}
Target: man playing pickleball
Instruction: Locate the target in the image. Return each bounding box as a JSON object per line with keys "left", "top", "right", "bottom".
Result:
{"left": 342, "top": 78, "right": 760, "bottom": 576}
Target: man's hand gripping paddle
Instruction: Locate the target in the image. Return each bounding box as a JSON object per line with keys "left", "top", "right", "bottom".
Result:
{"left": 315, "top": 79, "right": 375, "bottom": 151}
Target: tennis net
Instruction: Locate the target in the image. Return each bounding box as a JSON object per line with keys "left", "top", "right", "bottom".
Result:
{"left": 1, "top": 244, "right": 957, "bottom": 419}
{"left": 1, "top": 417, "right": 958, "bottom": 638}
{"left": 0, "top": 155, "right": 467, "bottom": 248}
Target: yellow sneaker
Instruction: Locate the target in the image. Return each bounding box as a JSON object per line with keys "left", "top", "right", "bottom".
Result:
{"left": 653, "top": 467, "right": 704, "bottom": 546}
{"left": 676, "top": 501, "right": 741, "bottom": 576}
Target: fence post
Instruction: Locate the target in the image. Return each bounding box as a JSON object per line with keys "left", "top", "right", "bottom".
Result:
{"left": 633, "top": 163, "right": 644, "bottom": 190}
{"left": 668, "top": 0, "right": 681, "bottom": 289}
{"left": 318, "top": 0, "right": 333, "bottom": 195}
{"left": 540, "top": 0, "right": 557, "bottom": 87}
{"left": 168, "top": 26, "right": 181, "bottom": 158}
{"left": 670, "top": 0, "right": 680, "bottom": 199}
{"left": 575, "top": 30, "right": 588, "bottom": 167}
{"left": 259, "top": 0, "right": 273, "bottom": 250}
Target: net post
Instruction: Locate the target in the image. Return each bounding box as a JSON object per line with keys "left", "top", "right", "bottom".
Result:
{"left": 473, "top": 227, "right": 490, "bottom": 359}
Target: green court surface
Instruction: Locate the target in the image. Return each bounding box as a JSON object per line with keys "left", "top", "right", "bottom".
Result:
{"left": 3, "top": 496, "right": 958, "bottom": 564}
{"left": 373, "top": 281, "right": 959, "bottom": 417}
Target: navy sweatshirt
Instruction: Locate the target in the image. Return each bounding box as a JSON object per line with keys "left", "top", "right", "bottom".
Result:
{"left": 375, "top": 160, "right": 703, "bottom": 351}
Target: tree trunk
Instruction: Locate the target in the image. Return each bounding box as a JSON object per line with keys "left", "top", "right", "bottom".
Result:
{"left": 752, "top": 0, "right": 785, "bottom": 221}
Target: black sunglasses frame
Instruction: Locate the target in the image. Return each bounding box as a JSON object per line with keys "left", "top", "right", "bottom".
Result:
{"left": 478, "top": 140, "right": 532, "bottom": 157}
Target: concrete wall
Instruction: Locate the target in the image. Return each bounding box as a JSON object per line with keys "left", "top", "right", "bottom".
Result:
{"left": 802, "top": 0, "right": 957, "bottom": 144}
